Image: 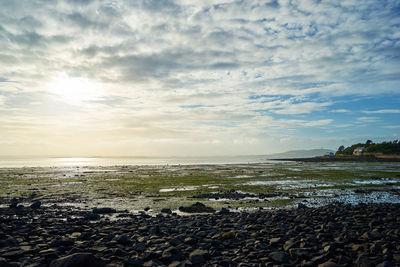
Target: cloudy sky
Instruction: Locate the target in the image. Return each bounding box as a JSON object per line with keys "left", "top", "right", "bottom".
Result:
{"left": 0, "top": 0, "right": 399, "bottom": 157}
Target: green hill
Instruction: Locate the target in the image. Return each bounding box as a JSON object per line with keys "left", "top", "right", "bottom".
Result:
{"left": 335, "top": 140, "right": 400, "bottom": 156}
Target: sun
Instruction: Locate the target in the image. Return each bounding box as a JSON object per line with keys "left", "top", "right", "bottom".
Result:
{"left": 48, "top": 73, "right": 98, "bottom": 103}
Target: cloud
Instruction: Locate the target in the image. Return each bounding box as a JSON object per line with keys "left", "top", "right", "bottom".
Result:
{"left": 304, "top": 119, "right": 333, "bottom": 127}
{"left": 272, "top": 101, "right": 331, "bottom": 115}
{"left": 362, "top": 109, "right": 400, "bottom": 114}
{"left": 383, "top": 125, "right": 400, "bottom": 129}
{"left": 357, "top": 117, "right": 380, "bottom": 123}
{"left": 0, "top": 0, "right": 399, "bottom": 156}
{"left": 0, "top": 94, "right": 5, "bottom": 106}
{"left": 330, "top": 109, "right": 350, "bottom": 113}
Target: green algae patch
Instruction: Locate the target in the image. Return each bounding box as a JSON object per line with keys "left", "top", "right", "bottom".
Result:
{"left": 1, "top": 162, "right": 399, "bottom": 210}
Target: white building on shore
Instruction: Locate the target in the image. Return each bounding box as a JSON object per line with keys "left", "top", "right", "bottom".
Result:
{"left": 353, "top": 147, "right": 366, "bottom": 156}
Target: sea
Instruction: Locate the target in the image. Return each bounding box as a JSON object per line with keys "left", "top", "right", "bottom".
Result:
{"left": 0, "top": 156, "right": 273, "bottom": 168}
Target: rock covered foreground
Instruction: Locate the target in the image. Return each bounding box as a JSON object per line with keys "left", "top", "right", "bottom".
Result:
{"left": 1, "top": 203, "right": 399, "bottom": 267}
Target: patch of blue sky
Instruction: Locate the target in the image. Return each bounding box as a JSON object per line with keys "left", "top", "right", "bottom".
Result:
{"left": 347, "top": 95, "right": 399, "bottom": 111}
{"left": 0, "top": 77, "right": 8, "bottom": 82}
{"left": 323, "top": 94, "right": 399, "bottom": 112}
{"left": 378, "top": 114, "right": 400, "bottom": 125}
{"left": 251, "top": 93, "right": 400, "bottom": 133}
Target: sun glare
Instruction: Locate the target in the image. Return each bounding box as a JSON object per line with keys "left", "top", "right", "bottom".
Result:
{"left": 48, "top": 73, "right": 98, "bottom": 103}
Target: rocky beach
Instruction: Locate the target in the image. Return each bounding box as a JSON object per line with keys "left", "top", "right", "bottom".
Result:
{"left": 1, "top": 161, "right": 400, "bottom": 266}
{"left": 1, "top": 201, "right": 399, "bottom": 266}
{"left": 2, "top": 0, "right": 400, "bottom": 265}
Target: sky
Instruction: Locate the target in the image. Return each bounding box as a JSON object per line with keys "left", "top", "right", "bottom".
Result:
{"left": 0, "top": 0, "right": 399, "bottom": 157}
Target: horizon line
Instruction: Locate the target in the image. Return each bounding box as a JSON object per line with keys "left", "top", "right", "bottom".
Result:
{"left": 0, "top": 148, "right": 335, "bottom": 159}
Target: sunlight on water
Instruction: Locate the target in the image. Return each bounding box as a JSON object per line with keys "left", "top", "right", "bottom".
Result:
{"left": 54, "top": 158, "right": 97, "bottom": 166}
{"left": 0, "top": 156, "right": 272, "bottom": 168}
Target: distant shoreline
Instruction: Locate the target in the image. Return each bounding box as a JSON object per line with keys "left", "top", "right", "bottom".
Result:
{"left": 272, "top": 156, "right": 400, "bottom": 162}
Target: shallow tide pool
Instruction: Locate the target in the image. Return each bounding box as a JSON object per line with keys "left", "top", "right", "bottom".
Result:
{"left": 1, "top": 161, "right": 399, "bottom": 212}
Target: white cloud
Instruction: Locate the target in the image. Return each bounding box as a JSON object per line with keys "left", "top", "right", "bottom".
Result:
{"left": 272, "top": 101, "right": 331, "bottom": 115}
{"left": 330, "top": 109, "right": 350, "bottom": 113}
{"left": 357, "top": 117, "right": 380, "bottom": 123}
{"left": 0, "top": 95, "right": 5, "bottom": 106}
{"left": 362, "top": 109, "right": 400, "bottom": 114}
{"left": 304, "top": 119, "right": 333, "bottom": 127}
{"left": 0, "top": 0, "right": 399, "bottom": 156}
{"left": 383, "top": 125, "right": 400, "bottom": 129}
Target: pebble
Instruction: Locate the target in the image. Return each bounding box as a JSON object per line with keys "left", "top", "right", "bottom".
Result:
{"left": 189, "top": 249, "right": 208, "bottom": 265}
{"left": 30, "top": 200, "right": 41, "bottom": 209}
{"left": 161, "top": 208, "right": 172, "bottom": 214}
{"left": 268, "top": 251, "right": 290, "bottom": 263}
{"left": 0, "top": 203, "right": 399, "bottom": 266}
{"left": 92, "top": 207, "right": 116, "bottom": 214}
{"left": 50, "top": 253, "right": 106, "bottom": 267}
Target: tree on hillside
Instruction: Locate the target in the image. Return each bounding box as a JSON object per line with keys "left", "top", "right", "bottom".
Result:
{"left": 336, "top": 140, "right": 400, "bottom": 156}
{"left": 366, "top": 141, "right": 400, "bottom": 155}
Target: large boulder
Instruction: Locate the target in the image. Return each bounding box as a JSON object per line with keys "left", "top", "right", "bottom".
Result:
{"left": 30, "top": 200, "right": 42, "bottom": 209}
{"left": 92, "top": 207, "right": 116, "bottom": 214}
{"left": 84, "top": 212, "right": 100, "bottom": 220}
{"left": 178, "top": 202, "right": 215, "bottom": 213}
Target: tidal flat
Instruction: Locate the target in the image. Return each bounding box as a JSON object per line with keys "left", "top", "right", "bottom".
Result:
{"left": 1, "top": 161, "right": 400, "bottom": 266}
{"left": 1, "top": 161, "right": 399, "bottom": 214}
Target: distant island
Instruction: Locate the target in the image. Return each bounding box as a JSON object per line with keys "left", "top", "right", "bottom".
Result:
{"left": 274, "top": 140, "right": 400, "bottom": 162}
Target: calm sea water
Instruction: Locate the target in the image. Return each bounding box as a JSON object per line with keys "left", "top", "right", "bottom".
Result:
{"left": 0, "top": 156, "right": 272, "bottom": 168}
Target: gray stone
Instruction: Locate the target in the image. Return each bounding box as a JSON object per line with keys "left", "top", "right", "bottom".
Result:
{"left": 84, "top": 212, "right": 100, "bottom": 220}
{"left": 169, "top": 260, "right": 191, "bottom": 267}
{"left": 219, "top": 208, "right": 230, "bottom": 214}
{"left": 268, "top": 251, "right": 290, "bottom": 263}
{"left": 133, "top": 242, "right": 146, "bottom": 252}
{"left": 126, "top": 258, "right": 144, "bottom": 267}
{"left": 303, "top": 254, "right": 330, "bottom": 266}
{"left": 117, "top": 235, "right": 131, "bottom": 245}
{"left": 179, "top": 202, "right": 215, "bottom": 213}
{"left": 161, "top": 247, "right": 185, "bottom": 264}
{"left": 30, "top": 200, "right": 41, "bottom": 209}
{"left": 370, "top": 242, "right": 382, "bottom": 254}
{"left": 318, "top": 261, "right": 343, "bottom": 267}
{"left": 0, "top": 258, "right": 18, "bottom": 267}
{"left": 283, "top": 238, "right": 297, "bottom": 251}
{"left": 161, "top": 208, "right": 172, "bottom": 214}
{"left": 269, "top": 237, "right": 282, "bottom": 246}
{"left": 49, "top": 239, "right": 74, "bottom": 248}
{"left": 189, "top": 249, "right": 208, "bottom": 265}
{"left": 289, "top": 248, "right": 311, "bottom": 259}
{"left": 92, "top": 207, "right": 116, "bottom": 214}
{"left": 355, "top": 254, "right": 372, "bottom": 267}
{"left": 184, "top": 237, "right": 197, "bottom": 245}
{"left": 50, "top": 253, "right": 106, "bottom": 267}
{"left": 143, "top": 259, "right": 162, "bottom": 267}
{"left": 376, "top": 261, "right": 395, "bottom": 267}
